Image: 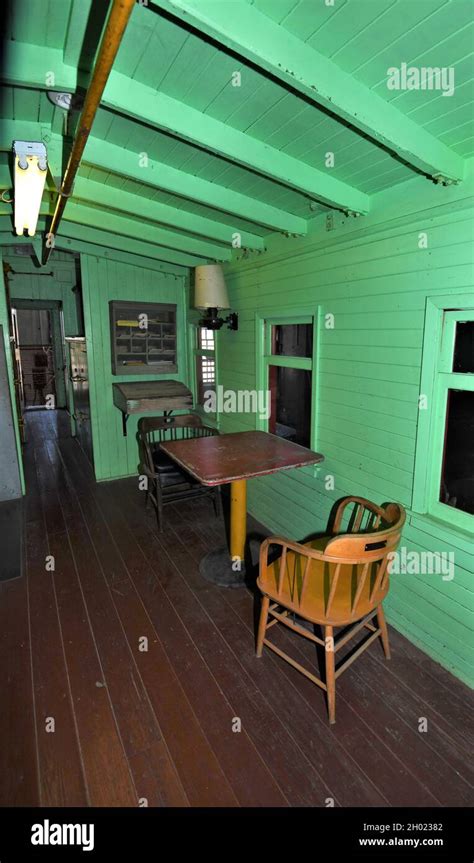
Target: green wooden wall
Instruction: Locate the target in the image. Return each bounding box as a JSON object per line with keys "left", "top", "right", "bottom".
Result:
{"left": 2, "top": 248, "right": 80, "bottom": 336}
{"left": 218, "top": 160, "right": 474, "bottom": 687}
{"left": 0, "top": 248, "right": 25, "bottom": 492}
{"left": 0, "top": 246, "right": 188, "bottom": 490}
{"left": 80, "top": 254, "right": 187, "bottom": 482}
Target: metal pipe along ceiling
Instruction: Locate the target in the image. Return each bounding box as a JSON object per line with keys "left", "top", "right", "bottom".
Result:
{"left": 43, "top": 0, "right": 136, "bottom": 264}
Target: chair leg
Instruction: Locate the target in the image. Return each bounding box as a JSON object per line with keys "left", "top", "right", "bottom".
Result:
{"left": 256, "top": 595, "right": 270, "bottom": 657}
{"left": 324, "top": 625, "right": 336, "bottom": 724}
{"left": 157, "top": 500, "right": 163, "bottom": 533}
{"left": 213, "top": 487, "right": 222, "bottom": 519}
{"left": 151, "top": 482, "right": 163, "bottom": 533}
{"left": 377, "top": 604, "right": 391, "bottom": 659}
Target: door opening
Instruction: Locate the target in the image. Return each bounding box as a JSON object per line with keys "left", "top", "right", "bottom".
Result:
{"left": 10, "top": 302, "right": 74, "bottom": 455}
{"left": 12, "top": 304, "right": 67, "bottom": 411}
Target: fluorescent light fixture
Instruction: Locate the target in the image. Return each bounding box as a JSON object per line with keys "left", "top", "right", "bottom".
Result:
{"left": 13, "top": 141, "right": 48, "bottom": 237}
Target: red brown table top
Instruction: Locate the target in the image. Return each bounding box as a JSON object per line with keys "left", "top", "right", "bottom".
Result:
{"left": 160, "top": 430, "right": 324, "bottom": 486}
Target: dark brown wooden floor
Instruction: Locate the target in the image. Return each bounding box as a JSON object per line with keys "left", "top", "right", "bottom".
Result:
{"left": 1, "top": 410, "right": 473, "bottom": 807}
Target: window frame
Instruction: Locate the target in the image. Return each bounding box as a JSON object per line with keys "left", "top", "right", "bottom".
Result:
{"left": 413, "top": 294, "right": 474, "bottom": 534}
{"left": 255, "top": 307, "right": 320, "bottom": 455}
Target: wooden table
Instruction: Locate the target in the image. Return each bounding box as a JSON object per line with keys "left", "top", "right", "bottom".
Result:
{"left": 112, "top": 380, "right": 193, "bottom": 436}
{"left": 161, "top": 430, "right": 324, "bottom": 587}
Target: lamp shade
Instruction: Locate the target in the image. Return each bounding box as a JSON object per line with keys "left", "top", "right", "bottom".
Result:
{"left": 194, "top": 264, "right": 230, "bottom": 310}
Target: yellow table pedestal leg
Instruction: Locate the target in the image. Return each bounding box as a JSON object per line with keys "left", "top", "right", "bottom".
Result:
{"left": 198, "top": 478, "right": 247, "bottom": 587}
{"left": 230, "top": 479, "right": 247, "bottom": 571}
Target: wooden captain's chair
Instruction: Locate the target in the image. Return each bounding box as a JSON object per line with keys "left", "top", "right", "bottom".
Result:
{"left": 256, "top": 497, "right": 406, "bottom": 723}
{"left": 138, "top": 414, "right": 221, "bottom": 531}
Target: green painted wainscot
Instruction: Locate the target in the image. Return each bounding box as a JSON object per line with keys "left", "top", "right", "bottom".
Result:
{"left": 80, "top": 255, "right": 188, "bottom": 482}
{"left": 217, "top": 158, "right": 474, "bottom": 688}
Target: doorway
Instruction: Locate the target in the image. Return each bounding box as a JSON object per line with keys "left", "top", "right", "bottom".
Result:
{"left": 6, "top": 259, "right": 93, "bottom": 470}
{"left": 12, "top": 301, "right": 67, "bottom": 412}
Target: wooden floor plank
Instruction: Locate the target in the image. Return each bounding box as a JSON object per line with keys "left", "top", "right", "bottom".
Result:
{"left": 127, "top": 742, "right": 189, "bottom": 808}
{"left": 57, "top": 438, "right": 238, "bottom": 807}
{"left": 239, "top": 561, "right": 474, "bottom": 803}
{"left": 27, "top": 422, "right": 138, "bottom": 808}
{"left": 224, "top": 589, "right": 445, "bottom": 805}
{"left": 108, "top": 578, "right": 239, "bottom": 807}
{"left": 357, "top": 651, "right": 473, "bottom": 781}
{"left": 337, "top": 665, "right": 472, "bottom": 806}
{"left": 224, "top": 572, "right": 472, "bottom": 807}
{"left": 67, "top": 523, "right": 189, "bottom": 807}
{"left": 48, "top": 530, "right": 138, "bottom": 807}
{"left": 23, "top": 441, "right": 88, "bottom": 807}
{"left": 33, "top": 440, "right": 68, "bottom": 538}
{"left": 47, "top": 438, "right": 189, "bottom": 807}
{"left": 93, "top": 482, "right": 288, "bottom": 807}
{"left": 99, "top": 481, "right": 329, "bottom": 807}
{"left": 2, "top": 410, "right": 471, "bottom": 809}
{"left": 26, "top": 519, "right": 89, "bottom": 806}
{"left": 377, "top": 627, "right": 474, "bottom": 721}
{"left": 0, "top": 575, "right": 39, "bottom": 806}
{"left": 116, "top": 480, "right": 387, "bottom": 806}
{"left": 169, "top": 495, "right": 471, "bottom": 807}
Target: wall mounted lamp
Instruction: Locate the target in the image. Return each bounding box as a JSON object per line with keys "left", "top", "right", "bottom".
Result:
{"left": 194, "top": 264, "right": 238, "bottom": 331}
{"left": 13, "top": 141, "right": 48, "bottom": 237}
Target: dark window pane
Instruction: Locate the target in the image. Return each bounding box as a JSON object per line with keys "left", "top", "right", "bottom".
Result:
{"left": 272, "top": 323, "right": 313, "bottom": 357}
{"left": 268, "top": 365, "right": 312, "bottom": 447}
{"left": 453, "top": 321, "right": 474, "bottom": 372}
{"left": 439, "top": 389, "right": 474, "bottom": 515}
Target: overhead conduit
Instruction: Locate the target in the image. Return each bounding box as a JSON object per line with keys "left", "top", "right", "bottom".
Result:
{"left": 43, "top": 0, "right": 136, "bottom": 264}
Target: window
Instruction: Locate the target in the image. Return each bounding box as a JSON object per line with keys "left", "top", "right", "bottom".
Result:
{"left": 414, "top": 300, "right": 474, "bottom": 532}
{"left": 194, "top": 327, "right": 216, "bottom": 408}
{"left": 272, "top": 323, "right": 313, "bottom": 358}
{"left": 258, "top": 315, "right": 317, "bottom": 448}
{"left": 198, "top": 328, "right": 215, "bottom": 352}
{"left": 441, "top": 390, "right": 473, "bottom": 514}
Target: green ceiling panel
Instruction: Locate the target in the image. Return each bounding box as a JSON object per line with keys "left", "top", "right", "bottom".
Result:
{"left": 4, "top": 0, "right": 73, "bottom": 48}
{"left": 92, "top": 108, "right": 319, "bottom": 216}
{"left": 1, "top": 0, "right": 472, "bottom": 258}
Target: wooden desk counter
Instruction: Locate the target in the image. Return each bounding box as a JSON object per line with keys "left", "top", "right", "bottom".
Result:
{"left": 113, "top": 380, "right": 192, "bottom": 435}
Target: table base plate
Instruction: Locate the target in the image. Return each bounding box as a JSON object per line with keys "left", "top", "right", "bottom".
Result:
{"left": 199, "top": 547, "right": 246, "bottom": 588}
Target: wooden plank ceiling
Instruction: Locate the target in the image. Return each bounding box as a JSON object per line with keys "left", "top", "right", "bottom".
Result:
{"left": 0, "top": 0, "right": 473, "bottom": 269}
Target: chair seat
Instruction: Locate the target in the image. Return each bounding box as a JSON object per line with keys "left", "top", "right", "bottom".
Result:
{"left": 257, "top": 537, "right": 388, "bottom": 626}
{"left": 152, "top": 449, "right": 200, "bottom": 489}
{"left": 152, "top": 448, "right": 181, "bottom": 473}
{"left": 159, "top": 470, "right": 199, "bottom": 489}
